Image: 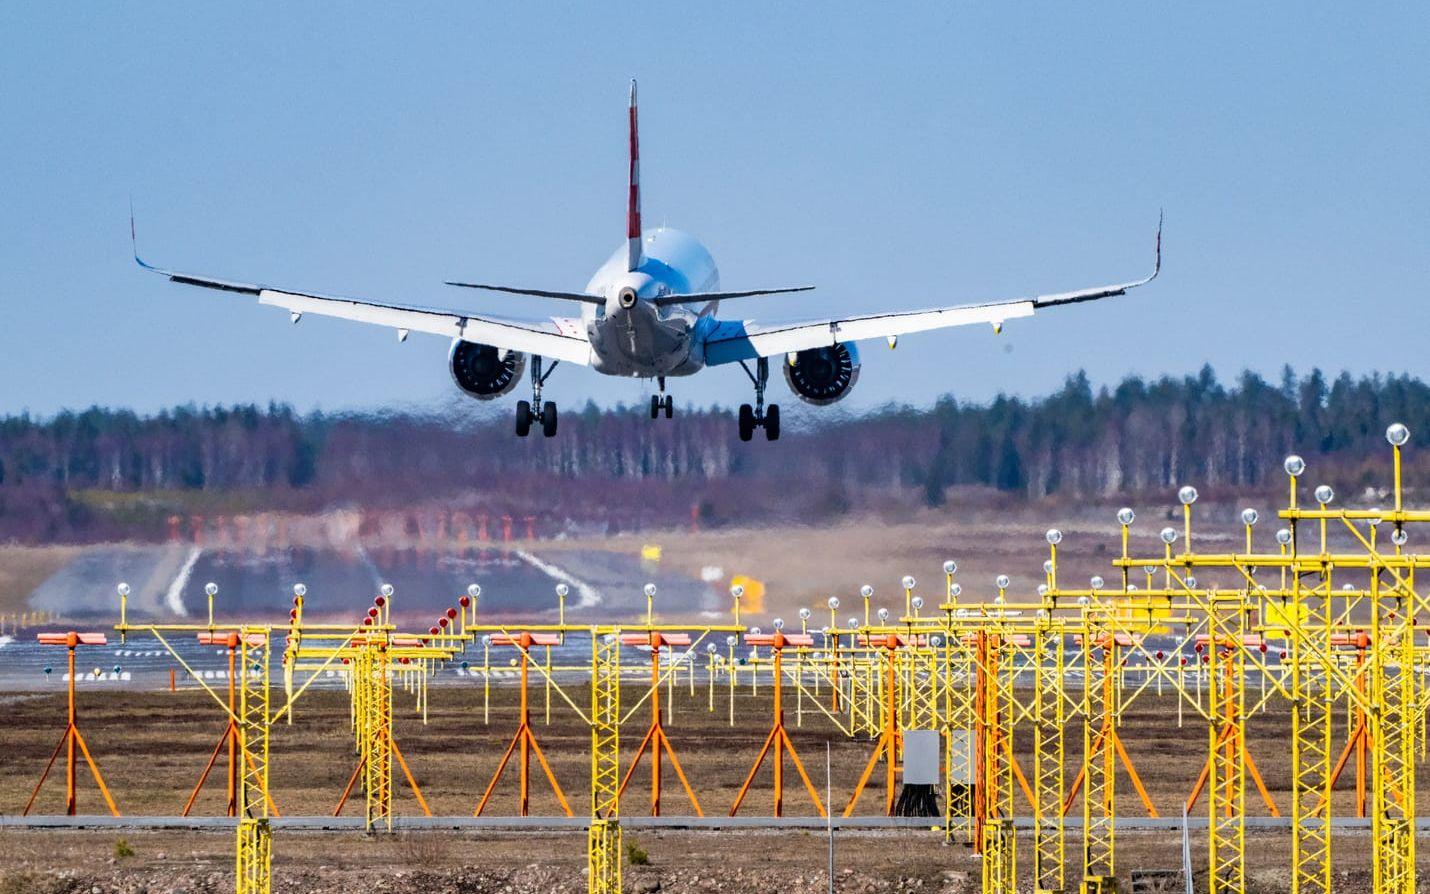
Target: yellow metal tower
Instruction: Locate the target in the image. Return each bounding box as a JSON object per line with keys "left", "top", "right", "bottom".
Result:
{"left": 234, "top": 628, "right": 271, "bottom": 894}
{"left": 1031, "top": 616, "right": 1066, "bottom": 894}
{"left": 589, "top": 629, "right": 623, "bottom": 894}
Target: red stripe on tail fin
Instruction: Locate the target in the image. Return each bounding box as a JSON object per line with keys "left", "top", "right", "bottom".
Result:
{"left": 626, "top": 79, "right": 643, "bottom": 271}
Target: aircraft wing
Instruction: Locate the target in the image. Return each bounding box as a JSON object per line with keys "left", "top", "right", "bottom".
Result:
{"left": 137, "top": 257, "right": 593, "bottom": 365}
{"left": 703, "top": 218, "right": 1161, "bottom": 366}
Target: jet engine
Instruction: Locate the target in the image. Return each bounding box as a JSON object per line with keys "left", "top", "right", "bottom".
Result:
{"left": 783, "top": 343, "right": 860, "bottom": 405}
{"left": 448, "top": 340, "right": 524, "bottom": 399}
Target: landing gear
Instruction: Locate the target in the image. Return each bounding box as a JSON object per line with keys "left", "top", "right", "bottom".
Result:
{"left": 650, "top": 378, "right": 674, "bottom": 420}
{"left": 737, "top": 357, "right": 780, "bottom": 442}
{"left": 515, "top": 356, "right": 560, "bottom": 437}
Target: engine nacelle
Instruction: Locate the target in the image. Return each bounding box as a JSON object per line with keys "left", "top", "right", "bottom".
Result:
{"left": 783, "top": 343, "right": 860, "bottom": 405}
{"left": 448, "top": 340, "right": 524, "bottom": 400}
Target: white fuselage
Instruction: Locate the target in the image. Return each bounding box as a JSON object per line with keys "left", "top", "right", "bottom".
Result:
{"left": 581, "top": 228, "right": 720, "bottom": 377}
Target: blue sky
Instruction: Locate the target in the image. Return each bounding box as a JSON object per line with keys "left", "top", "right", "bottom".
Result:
{"left": 2, "top": 3, "right": 1427, "bottom": 418}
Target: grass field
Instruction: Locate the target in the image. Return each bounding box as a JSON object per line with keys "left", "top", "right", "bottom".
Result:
{"left": 1, "top": 682, "right": 1424, "bottom": 892}
{"left": 0, "top": 545, "right": 80, "bottom": 619}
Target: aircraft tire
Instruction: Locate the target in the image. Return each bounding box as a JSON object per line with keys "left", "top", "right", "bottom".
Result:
{"left": 541, "top": 401, "right": 558, "bottom": 437}
{"left": 765, "top": 404, "right": 781, "bottom": 441}
{"left": 516, "top": 400, "right": 532, "bottom": 437}
{"left": 738, "top": 404, "right": 755, "bottom": 442}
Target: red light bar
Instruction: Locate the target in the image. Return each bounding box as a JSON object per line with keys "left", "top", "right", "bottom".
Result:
{"left": 36, "top": 632, "right": 107, "bottom": 646}
{"left": 744, "top": 633, "right": 814, "bottom": 647}
{"left": 1072, "top": 633, "right": 1139, "bottom": 648}
{"left": 1193, "top": 633, "right": 1268, "bottom": 649}
{"left": 197, "top": 631, "right": 267, "bottom": 647}
{"left": 490, "top": 632, "right": 562, "bottom": 647}
{"left": 620, "top": 632, "right": 692, "bottom": 648}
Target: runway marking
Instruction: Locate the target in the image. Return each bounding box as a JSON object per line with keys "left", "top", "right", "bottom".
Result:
{"left": 352, "top": 543, "right": 386, "bottom": 589}
{"left": 513, "top": 550, "right": 602, "bottom": 608}
{"left": 163, "top": 546, "right": 202, "bottom": 617}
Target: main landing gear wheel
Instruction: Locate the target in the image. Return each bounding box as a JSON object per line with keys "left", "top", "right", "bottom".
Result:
{"left": 651, "top": 395, "right": 661, "bottom": 419}
{"left": 663, "top": 394, "right": 673, "bottom": 418}
{"left": 516, "top": 400, "right": 558, "bottom": 437}
{"left": 736, "top": 357, "right": 780, "bottom": 441}
{"left": 737, "top": 403, "right": 779, "bottom": 441}
{"left": 516, "top": 355, "right": 561, "bottom": 437}
{"left": 738, "top": 404, "right": 756, "bottom": 441}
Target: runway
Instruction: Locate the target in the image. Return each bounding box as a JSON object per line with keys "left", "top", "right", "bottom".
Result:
{"left": 4, "top": 544, "right": 725, "bottom": 689}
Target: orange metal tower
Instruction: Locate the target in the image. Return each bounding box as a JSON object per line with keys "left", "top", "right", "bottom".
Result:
{"left": 729, "top": 629, "right": 826, "bottom": 817}
{"left": 183, "top": 631, "right": 282, "bottom": 817}
{"left": 1183, "top": 632, "right": 1280, "bottom": 818}
{"left": 23, "top": 632, "right": 120, "bottom": 816}
{"left": 1061, "top": 633, "right": 1158, "bottom": 818}
{"left": 617, "top": 630, "right": 703, "bottom": 816}
{"left": 843, "top": 633, "right": 902, "bottom": 816}
{"left": 473, "top": 631, "right": 574, "bottom": 817}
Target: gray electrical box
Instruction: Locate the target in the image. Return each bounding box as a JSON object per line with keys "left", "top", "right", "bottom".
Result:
{"left": 902, "top": 729, "right": 941, "bottom": 785}
{"left": 946, "top": 728, "right": 974, "bottom": 785}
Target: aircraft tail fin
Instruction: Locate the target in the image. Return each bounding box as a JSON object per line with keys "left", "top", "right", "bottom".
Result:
{"left": 626, "top": 79, "right": 643, "bottom": 272}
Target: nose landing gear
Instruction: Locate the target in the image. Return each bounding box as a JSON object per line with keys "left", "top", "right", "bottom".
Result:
{"left": 737, "top": 357, "right": 780, "bottom": 442}
{"left": 515, "top": 356, "right": 559, "bottom": 437}
{"left": 650, "top": 377, "right": 674, "bottom": 420}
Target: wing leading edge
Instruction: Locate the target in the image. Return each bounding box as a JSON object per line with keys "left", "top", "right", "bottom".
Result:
{"left": 134, "top": 250, "right": 593, "bottom": 366}
{"left": 703, "top": 215, "right": 1162, "bottom": 366}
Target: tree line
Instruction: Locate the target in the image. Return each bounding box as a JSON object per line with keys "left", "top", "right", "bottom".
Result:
{"left": 1, "top": 365, "right": 1426, "bottom": 543}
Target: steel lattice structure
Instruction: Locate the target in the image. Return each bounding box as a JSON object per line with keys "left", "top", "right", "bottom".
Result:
{"left": 27, "top": 420, "right": 1423, "bottom": 894}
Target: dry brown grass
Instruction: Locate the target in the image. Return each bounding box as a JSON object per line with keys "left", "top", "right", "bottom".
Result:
{"left": 1, "top": 683, "right": 1426, "bottom": 891}
{"left": 0, "top": 546, "right": 81, "bottom": 618}
{"left": 1, "top": 685, "right": 1423, "bottom": 824}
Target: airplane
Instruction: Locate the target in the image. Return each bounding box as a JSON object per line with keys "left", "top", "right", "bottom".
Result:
{"left": 135, "top": 80, "right": 1160, "bottom": 441}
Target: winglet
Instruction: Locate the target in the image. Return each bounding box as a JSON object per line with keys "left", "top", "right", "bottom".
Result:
{"left": 1153, "top": 208, "right": 1163, "bottom": 278}
{"left": 1149, "top": 208, "right": 1161, "bottom": 278}
{"left": 626, "top": 78, "right": 643, "bottom": 272}
{"left": 130, "top": 198, "right": 161, "bottom": 272}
